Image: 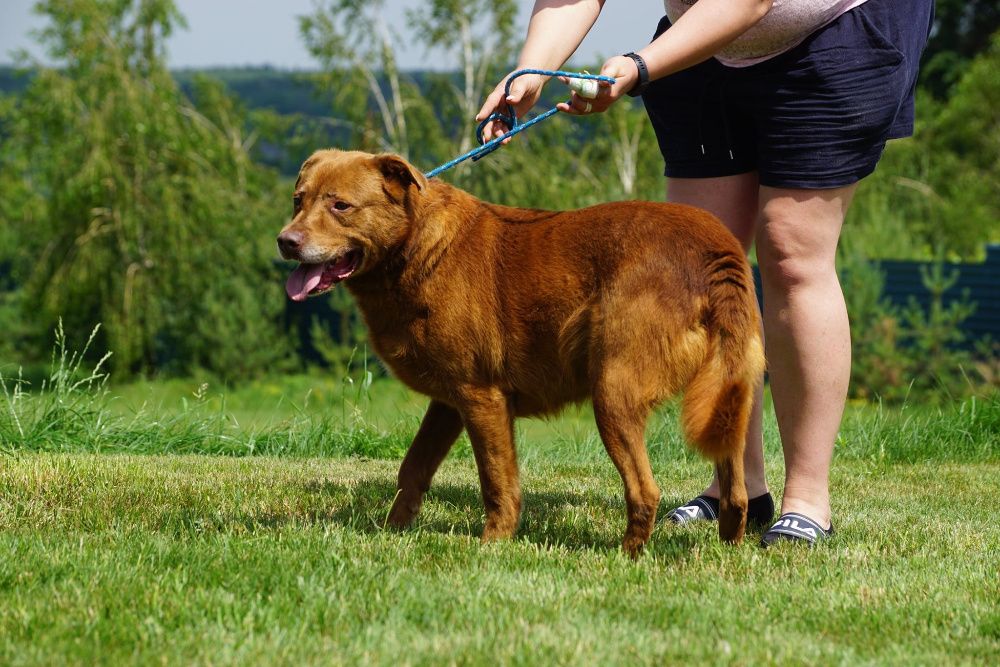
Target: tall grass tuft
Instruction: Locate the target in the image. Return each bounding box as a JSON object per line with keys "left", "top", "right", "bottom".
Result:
{"left": 2, "top": 324, "right": 996, "bottom": 464}
{"left": 1, "top": 321, "right": 111, "bottom": 451}
{"left": 0, "top": 324, "right": 412, "bottom": 459}
{"left": 838, "top": 393, "right": 1000, "bottom": 463}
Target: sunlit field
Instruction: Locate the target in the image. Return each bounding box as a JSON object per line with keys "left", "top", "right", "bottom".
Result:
{"left": 2, "top": 371, "right": 997, "bottom": 665}
{"left": 2, "top": 1, "right": 998, "bottom": 664}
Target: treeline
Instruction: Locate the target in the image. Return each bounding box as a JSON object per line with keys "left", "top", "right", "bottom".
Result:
{"left": 0, "top": 0, "right": 997, "bottom": 400}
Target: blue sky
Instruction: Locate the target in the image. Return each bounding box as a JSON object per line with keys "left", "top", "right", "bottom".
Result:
{"left": 0, "top": 1, "right": 665, "bottom": 70}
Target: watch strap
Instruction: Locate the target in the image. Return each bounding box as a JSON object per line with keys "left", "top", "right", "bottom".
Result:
{"left": 623, "top": 52, "right": 650, "bottom": 97}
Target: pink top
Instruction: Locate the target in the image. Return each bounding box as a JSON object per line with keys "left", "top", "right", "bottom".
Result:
{"left": 663, "top": 0, "right": 869, "bottom": 67}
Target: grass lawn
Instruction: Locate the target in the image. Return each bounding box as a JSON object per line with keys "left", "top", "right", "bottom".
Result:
{"left": 1, "top": 373, "right": 998, "bottom": 665}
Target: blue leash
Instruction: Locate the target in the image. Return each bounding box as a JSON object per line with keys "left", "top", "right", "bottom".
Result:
{"left": 424, "top": 68, "right": 615, "bottom": 179}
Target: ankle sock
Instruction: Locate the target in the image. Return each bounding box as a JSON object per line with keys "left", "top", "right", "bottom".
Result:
{"left": 747, "top": 492, "right": 775, "bottom": 527}
{"left": 671, "top": 493, "right": 774, "bottom": 527}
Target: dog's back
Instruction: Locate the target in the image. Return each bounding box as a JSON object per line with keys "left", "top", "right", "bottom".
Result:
{"left": 356, "top": 190, "right": 763, "bottom": 435}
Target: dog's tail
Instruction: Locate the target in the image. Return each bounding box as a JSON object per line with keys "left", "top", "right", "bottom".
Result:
{"left": 681, "top": 250, "right": 765, "bottom": 462}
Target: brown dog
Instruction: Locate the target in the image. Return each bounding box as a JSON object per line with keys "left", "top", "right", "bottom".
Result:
{"left": 278, "top": 149, "right": 764, "bottom": 554}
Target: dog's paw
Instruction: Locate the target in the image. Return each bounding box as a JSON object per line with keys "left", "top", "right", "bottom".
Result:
{"left": 622, "top": 535, "right": 647, "bottom": 559}
{"left": 480, "top": 518, "right": 518, "bottom": 543}
{"left": 718, "top": 510, "right": 747, "bottom": 545}
{"left": 386, "top": 497, "right": 421, "bottom": 529}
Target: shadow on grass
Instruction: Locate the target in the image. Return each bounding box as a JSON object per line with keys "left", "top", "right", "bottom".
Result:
{"left": 286, "top": 475, "right": 705, "bottom": 559}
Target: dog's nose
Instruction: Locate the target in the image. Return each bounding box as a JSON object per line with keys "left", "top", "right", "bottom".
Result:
{"left": 277, "top": 231, "right": 303, "bottom": 257}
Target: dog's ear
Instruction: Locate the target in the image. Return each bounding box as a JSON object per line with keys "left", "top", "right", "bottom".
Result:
{"left": 374, "top": 153, "right": 427, "bottom": 203}
{"left": 294, "top": 152, "right": 324, "bottom": 191}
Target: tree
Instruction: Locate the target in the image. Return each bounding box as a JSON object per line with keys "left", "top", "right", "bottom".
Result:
{"left": 408, "top": 0, "right": 518, "bottom": 161}
{"left": 0, "top": 0, "right": 292, "bottom": 381}
{"left": 300, "top": 0, "right": 416, "bottom": 156}
{"left": 846, "top": 34, "right": 1000, "bottom": 260}
{"left": 921, "top": 1, "right": 1000, "bottom": 98}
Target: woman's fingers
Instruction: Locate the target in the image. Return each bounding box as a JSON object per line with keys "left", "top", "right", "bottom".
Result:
{"left": 476, "top": 79, "right": 510, "bottom": 142}
{"left": 480, "top": 72, "right": 548, "bottom": 143}
{"left": 558, "top": 91, "right": 611, "bottom": 115}
{"left": 595, "top": 77, "right": 614, "bottom": 101}
{"left": 558, "top": 94, "right": 588, "bottom": 115}
{"left": 555, "top": 62, "right": 630, "bottom": 115}
{"left": 475, "top": 80, "right": 507, "bottom": 122}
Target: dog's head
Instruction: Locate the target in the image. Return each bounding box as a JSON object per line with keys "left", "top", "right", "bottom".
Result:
{"left": 277, "top": 149, "right": 426, "bottom": 301}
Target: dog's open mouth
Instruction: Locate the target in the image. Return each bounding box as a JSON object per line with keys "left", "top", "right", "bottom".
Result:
{"left": 285, "top": 249, "right": 362, "bottom": 302}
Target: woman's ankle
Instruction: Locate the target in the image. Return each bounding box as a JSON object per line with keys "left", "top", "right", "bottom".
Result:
{"left": 701, "top": 478, "right": 769, "bottom": 500}
{"left": 779, "top": 488, "right": 831, "bottom": 530}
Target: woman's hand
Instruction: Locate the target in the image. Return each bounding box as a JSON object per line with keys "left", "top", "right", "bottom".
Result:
{"left": 475, "top": 71, "right": 548, "bottom": 143}
{"left": 556, "top": 55, "right": 638, "bottom": 116}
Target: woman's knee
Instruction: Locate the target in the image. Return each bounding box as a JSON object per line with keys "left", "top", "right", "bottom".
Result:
{"left": 755, "top": 187, "right": 852, "bottom": 293}
{"left": 756, "top": 228, "right": 825, "bottom": 293}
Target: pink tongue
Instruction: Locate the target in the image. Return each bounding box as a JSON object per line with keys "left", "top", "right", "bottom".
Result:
{"left": 285, "top": 263, "right": 325, "bottom": 302}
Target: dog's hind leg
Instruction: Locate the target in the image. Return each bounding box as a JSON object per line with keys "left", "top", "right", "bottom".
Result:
{"left": 684, "top": 371, "right": 752, "bottom": 544}
{"left": 716, "top": 450, "right": 748, "bottom": 544}
{"left": 457, "top": 386, "right": 522, "bottom": 542}
{"left": 593, "top": 376, "right": 661, "bottom": 558}
{"left": 387, "top": 400, "right": 464, "bottom": 529}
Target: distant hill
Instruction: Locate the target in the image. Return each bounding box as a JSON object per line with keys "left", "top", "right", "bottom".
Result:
{"left": 0, "top": 65, "right": 359, "bottom": 117}
{"left": 0, "top": 65, "right": 602, "bottom": 176}
{"left": 0, "top": 66, "right": 33, "bottom": 96}
{"left": 172, "top": 66, "right": 332, "bottom": 117}
{"left": 0, "top": 65, "right": 447, "bottom": 118}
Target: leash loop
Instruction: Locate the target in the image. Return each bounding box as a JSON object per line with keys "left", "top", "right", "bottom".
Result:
{"left": 425, "top": 68, "right": 615, "bottom": 179}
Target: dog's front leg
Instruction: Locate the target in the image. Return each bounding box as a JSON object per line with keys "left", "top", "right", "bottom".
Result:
{"left": 457, "top": 386, "right": 522, "bottom": 542}
{"left": 387, "top": 400, "right": 465, "bottom": 529}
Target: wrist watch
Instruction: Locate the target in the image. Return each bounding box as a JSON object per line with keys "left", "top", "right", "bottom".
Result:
{"left": 623, "top": 52, "right": 650, "bottom": 98}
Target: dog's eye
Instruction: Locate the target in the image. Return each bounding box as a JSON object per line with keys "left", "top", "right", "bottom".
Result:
{"left": 293, "top": 194, "right": 303, "bottom": 212}
{"left": 332, "top": 201, "right": 352, "bottom": 212}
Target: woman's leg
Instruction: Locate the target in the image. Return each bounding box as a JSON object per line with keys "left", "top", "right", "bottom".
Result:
{"left": 755, "top": 184, "right": 857, "bottom": 528}
{"left": 667, "top": 174, "right": 768, "bottom": 500}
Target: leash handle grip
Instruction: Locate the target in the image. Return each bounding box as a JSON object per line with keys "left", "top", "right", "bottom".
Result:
{"left": 567, "top": 77, "right": 600, "bottom": 99}
{"left": 425, "top": 68, "right": 615, "bottom": 178}
{"left": 476, "top": 69, "right": 616, "bottom": 147}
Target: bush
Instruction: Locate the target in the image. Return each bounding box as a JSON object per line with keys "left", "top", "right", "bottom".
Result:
{"left": 842, "top": 252, "right": 990, "bottom": 403}
{"left": 0, "top": 1, "right": 293, "bottom": 382}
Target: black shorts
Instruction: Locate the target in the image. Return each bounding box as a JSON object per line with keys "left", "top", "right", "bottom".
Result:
{"left": 641, "top": 0, "right": 934, "bottom": 189}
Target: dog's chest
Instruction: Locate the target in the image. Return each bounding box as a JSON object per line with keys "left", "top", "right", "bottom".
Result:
{"left": 374, "top": 314, "right": 428, "bottom": 363}
{"left": 366, "top": 308, "right": 449, "bottom": 392}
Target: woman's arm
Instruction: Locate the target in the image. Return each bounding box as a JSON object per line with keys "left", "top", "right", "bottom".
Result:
{"left": 561, "top": 0, "right": 773, "bottom": 114}
{"left": 517, "top": 0, "right": 605, "bottom": 71}
{"left": 639, "top": 0, "right": 773, "bottom": 80}
{"left": 478, "top": 0, "right": 775, "bottom": 124}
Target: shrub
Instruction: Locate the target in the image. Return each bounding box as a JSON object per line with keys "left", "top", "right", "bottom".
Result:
{"left": 0, "top": 1, "right": 293, "bottom": 382}
{"left": 843, "top": 252, "right": 990, "bottom": 403}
